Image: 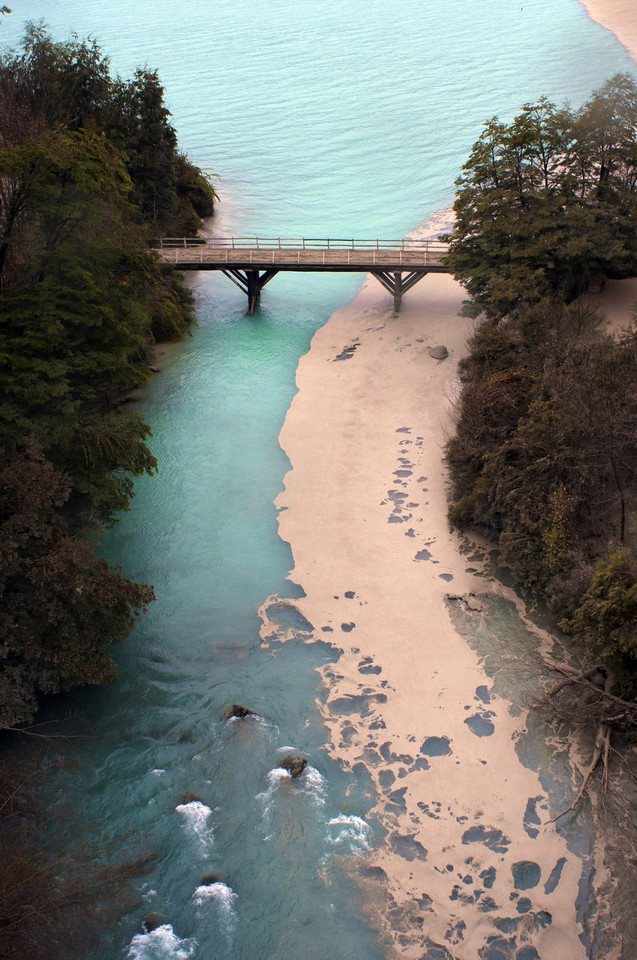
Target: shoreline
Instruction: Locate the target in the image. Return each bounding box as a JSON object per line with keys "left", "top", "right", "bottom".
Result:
{"left": 273, "top": 269, "right": 637, "bottom": 957}
{"left": 577, "top": 0, "right": 637, "bottom": 62}
{"left": 274, "top": 273, "right": 582, "bottom": 958}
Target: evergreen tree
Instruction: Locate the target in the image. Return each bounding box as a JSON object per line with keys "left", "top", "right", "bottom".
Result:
{"left": 0, "top": 26, "right": 216, "bottom": 724}
{"left": 444, "top": 75, "right": 637, "bottom": 316}
{"left": 0, "top": 442, "right": 154, "bottom": 727}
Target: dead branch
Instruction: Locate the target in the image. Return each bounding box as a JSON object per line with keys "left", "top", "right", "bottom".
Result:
{"left": 545, "top": 665, "right": 603, "bottom": 698}
{"left": 577, "top": 680, "right": 637, "bottom": 713}
{"left": 540, "top": 664, "right": 637, "bottom": 730}
{"left": 548, "top": 671, "right": 615, "bottom": 823}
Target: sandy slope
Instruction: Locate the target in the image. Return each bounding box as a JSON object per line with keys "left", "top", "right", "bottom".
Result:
{"left": 578, "top": 0, "right": 637, "bottom": 62}
{"left": 272, "top": 272, "right": 613, "bottom": 958}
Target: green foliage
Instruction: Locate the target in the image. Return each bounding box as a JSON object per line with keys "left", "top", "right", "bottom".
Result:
{"left": 0, "top": 128, "right": 170, "bottom": 518}
{"left": 0, "top": 443, "right": 154, "bottom": 727}
{"left": 444, "top": 76, "right": 637, "bottom": 317}
{"left": 559, "top": 550, "right": 637, "bottom": 683}
{"left": 0, "top": 25, "right": 215, "bottom": 724}
{"left": 17, "top": 20, "right": 113, "bottom": 130}
{"left": 542, "top": 484, "right": 577, "bottom": 577}
{"left": 448, "top": 305, "right": 637, "bottom": 591}
{"left": 446, "top": 233, "right": 637, "bottom": 682}
{"left": 0, "top": 28, "right": 214, "bottom": 952}
{"left": 59, "top": 412, "right": 157, "bottom": 518}
{"left": 106, "top": 67, "right": 179, "bottom": 224}
{"left": 445, "top": 79, "right": 637, "bottom": 681}
{"left": 8, "top": 23, "right": 217, "bottom": 232}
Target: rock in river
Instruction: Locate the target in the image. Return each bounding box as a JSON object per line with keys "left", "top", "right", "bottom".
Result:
{"left": 222, "top": 703, "right": 256, "bottom": 720}
{"left": 279, "top": 754, "right": 308, "bottom": 777}
{"left": 177, "top": 791, "right": 202, "bottom": 805}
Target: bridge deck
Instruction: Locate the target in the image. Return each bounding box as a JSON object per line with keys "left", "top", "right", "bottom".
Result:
{"left": 154, "top": 238, "right": 449, "bottom": 272}
{"left": 152, "top": 238, "right": 450, "bottom": 313}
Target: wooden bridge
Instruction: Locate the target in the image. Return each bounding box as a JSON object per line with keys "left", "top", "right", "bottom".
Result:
{"left": 153, "top": 237, "right": 450, "bottom": 314}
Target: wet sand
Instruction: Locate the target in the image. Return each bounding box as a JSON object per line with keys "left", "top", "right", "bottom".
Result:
{"left": 578, "top": 0, "right": 637, "bottom": 61}
{"left": 273, "top": 272, "right": 602, "bottom": 958}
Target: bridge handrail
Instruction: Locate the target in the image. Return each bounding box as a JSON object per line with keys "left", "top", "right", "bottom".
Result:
{"left": 152, "top": 236, "right": 449, "bottom": 252}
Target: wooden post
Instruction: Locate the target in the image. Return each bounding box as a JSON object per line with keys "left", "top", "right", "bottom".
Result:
{"left": 247, "top": 270, "right": 259, "bottom": 314}
{"left": 393, "top": 272, "right": 403, "bottom": 314}
{"left": 228, "top": 268, "right": 279, "bottom": 315}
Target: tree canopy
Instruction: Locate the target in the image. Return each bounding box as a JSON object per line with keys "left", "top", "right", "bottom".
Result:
{"left": 445, "top": 75, "right": 637, "bottom": 694}
{"left": 0, "top": 24, "right": 218, "bottom": 957}
{"left": 7, "top": 22, "right": 217, "bottom": 232}
{"left": 0, "top": 26, "right": 217, "bottom": 726}
{"left": 444, "top": 75, "right": 637, "bottom": 317}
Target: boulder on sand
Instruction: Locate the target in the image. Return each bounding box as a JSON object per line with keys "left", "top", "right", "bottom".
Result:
{"left": 428, "top": 345, "right": 449, "bottom": 360}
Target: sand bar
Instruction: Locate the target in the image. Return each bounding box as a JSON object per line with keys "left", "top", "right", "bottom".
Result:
{"left": 272, "top": 271, "right": 605, "bottom": 958}
{"left": 578, "top": 0, "right": 637, "bottom": 61}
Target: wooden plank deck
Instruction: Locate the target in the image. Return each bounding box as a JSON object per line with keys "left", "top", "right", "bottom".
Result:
{"left": 151, "top": 238, "right": 450, "bottom": 313}
{"left": 153, "top": 237, "right": 450, "bottom": 272}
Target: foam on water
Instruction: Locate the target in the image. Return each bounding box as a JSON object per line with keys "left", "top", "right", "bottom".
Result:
{"left": 326, "top": 814, "right": 371, "bottom": 856}
{"left": 192, "top": 882, "right": 238, "bottom": 932}
{"left": 224, "top": 712, "right": 273, "bottom": 739}
{"left": 193, "top": 880, "right": 237, "bottom": 908}
{"left": 301, "top": 765, "right": 327, "bottom": 805}
{"left": 257, "top": 768, "right": 291, "bottom": 821}
{"left": 126, "top": 925, "right": 196, "bottom": 960}
{"left": 174, "top": 800, "right": 214, "bottom": 849}
{"left": 258, "top": 764, "right": 327, "bottom": 838}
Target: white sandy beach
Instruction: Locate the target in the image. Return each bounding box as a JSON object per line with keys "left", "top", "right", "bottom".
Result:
{"left": 270, "top": 260, "right": 637, "bottom": 957}
{"left": 269, "top": 13, "right": 637, "bottom": 944}
{"left": 579, "top": 0, "right": 637, "bottom": 61}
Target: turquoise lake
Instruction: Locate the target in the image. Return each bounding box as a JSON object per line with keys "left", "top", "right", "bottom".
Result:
{"left": 2, "top": 2, "right": 635, "bottom": 957}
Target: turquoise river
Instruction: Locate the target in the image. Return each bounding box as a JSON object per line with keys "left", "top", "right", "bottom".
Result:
{"left": 2, "top": 2, "right": 635, "bottom": 959}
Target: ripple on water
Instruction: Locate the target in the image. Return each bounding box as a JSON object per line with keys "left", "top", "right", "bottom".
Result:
{"left": 126, "top": 925, "right": 196, "bottom": 960}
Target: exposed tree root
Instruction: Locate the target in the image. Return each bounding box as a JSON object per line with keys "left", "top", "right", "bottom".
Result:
{"left": 549, "top": 722, "right": 612, "bottom": 822}
{"left": 548, "top": 672, "right": 615, "bottom": 823}
{"left": 540, "top": 663, "right": 637, "bottom": 728}
{"left": 545, "top": 665, "right": 603, "bottom": 698}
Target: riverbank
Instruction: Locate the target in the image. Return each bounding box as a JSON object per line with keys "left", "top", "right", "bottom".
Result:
{"left": 274, "top": 272, "right": 602, "bottom": 958}
{"left": 578, "top": 0, "right": 637, "bottom": 61}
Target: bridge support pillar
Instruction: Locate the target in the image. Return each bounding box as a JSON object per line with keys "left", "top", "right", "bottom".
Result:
{"left": 393, "top": 272, "right": 403, "bottom": 314}
{"left": 221, "top": 267, "right": 279, "bottom": 314}
{"left": 246, "top": 270, "right": 259, "bottom": 313}
{"left": 371, "top": 270, "right": 429, "bottom": 314}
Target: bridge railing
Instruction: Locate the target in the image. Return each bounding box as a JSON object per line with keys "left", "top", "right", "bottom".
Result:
{"left": 153, "top": 236, "right": 449, "bottom": 253}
